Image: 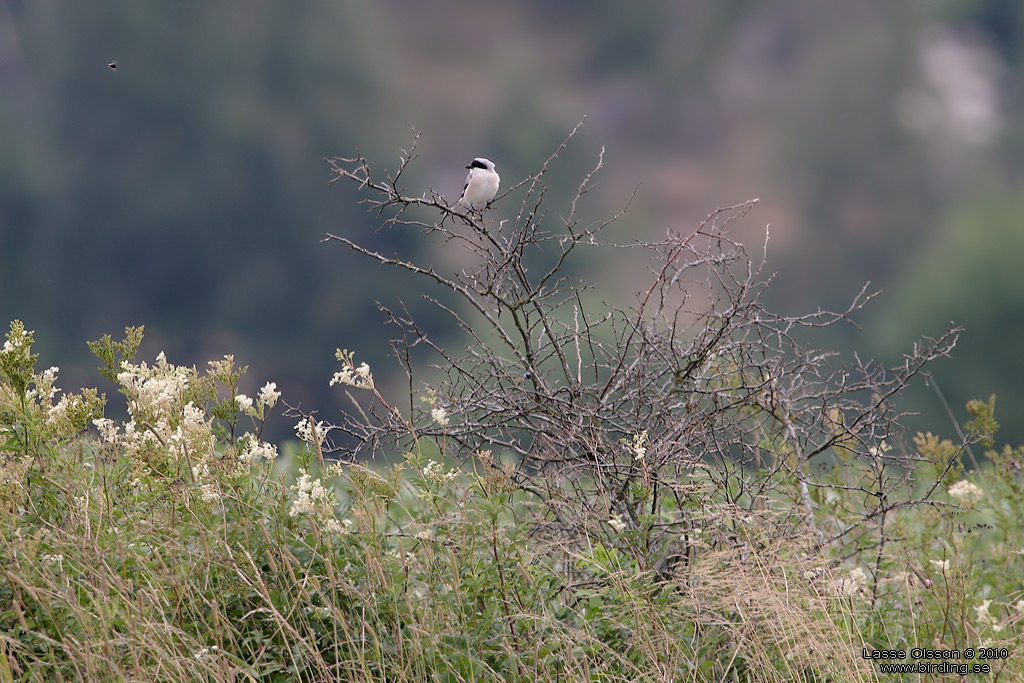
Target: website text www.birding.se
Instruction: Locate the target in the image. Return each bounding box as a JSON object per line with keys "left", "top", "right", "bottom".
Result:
{"left": 861, "top": 647, "right": 1009, "bottom": 676}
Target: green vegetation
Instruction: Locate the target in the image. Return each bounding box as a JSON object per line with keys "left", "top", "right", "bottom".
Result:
{"left": 1, "top": 316, "right": 1022, "bottom": 681}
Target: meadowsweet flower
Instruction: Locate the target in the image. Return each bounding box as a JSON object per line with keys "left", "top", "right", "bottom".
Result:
{"left": 46, "top": 394, "right": 79, "bottom": 427}
{"left": 330, "top": 349, "right": 375, "bottom": 390}
{"left": 2, "top": 325, "right": 28, "bottom": 353}
{"left": 289, "top": 468, "right": 334, "bottom": 519}
{"left": 40, "top": 553, "right": 64, "bottom": 573}
{"left": 294, "top": 418, "right": 328, "bottom": 446}
{"left": 422, "top": 459, "right": 458, "bottom": 483}
{"left": 629, "top": 430, "right": 648, "bottom": 461}
{"left": 235, "top": 393, "right": 254, "bottom": 413}
{"left": 259, "top": 381, "right": 281, "bottom": 408}
{"left": 325, "top": 518, "right": 354, "bottom": 535}
{"left": 169, "top": 402, "right": 216, "bottom": 461}
{"left": 848, "top": 566, "right": 869, "bottom": 587}
{"left": 289, "top": 480, "right": 319, "bottom": 517}
{"left": 197, "top": 481, "right": 221, "bottom": 503}
{"left": 116, "top": 354, "right": 191, "bottom": 426}
{"left": 190, "top": 467, "right": 217, "bottom": 503}
{"left": 106, "top": 354, "right": 212, "bottom": 466}
{"left": 834, "top": 566, "right": 870, "bottom": 597}
{"left": 388, "top": 548, "right": 418, "bottom": 566}
{"left": 831, "top": 565, "right": 872, "bottom": 598}
{"left": 800, "top": 567, "right": 823, "bottom": 582}
{"left": 431, "top": 405, "right": 449, "bottom": 427}
{"left": 422, "top": 460, "right": 442, "bottom": 479}
{"left": 975, "top": 599, "right": 1001, "bottom": 630}
{"left": 947, "top": 479, "right": 983, "bottom": 505}
{"left": 330, "top": 362, "right": 374, "bottom": 390}
{"left": 238, "top": 438, "right": 277, "bottom": 464}
{"left": 38, "top": 366, "right": 60, "bottom": 401}
{"left": 868, "top": 441, "right": 891, "bottom": 458}
{"left": 608, "top": 512, "right": 627, "bottom": 533}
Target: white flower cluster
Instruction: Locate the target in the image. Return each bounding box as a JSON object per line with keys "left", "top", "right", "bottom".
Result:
{"left": 629, "top": 429, "right": 648, "bottom": 461}
{"left": 193, "top": 645, "right": 219, "bottom": 660}
{"left": 92, "top": 417, "right": 120, "bottom": 445}
{"left": 947, "top": 479, "right": 983, "bottom": 506}
{"left": 169, "top": 402, "right": 216, "bottom": 464}
{"left": 289, "top": 468, "right": 352, "bottom": 535}
{"left": 0, "top": 331, "right": 102, "bottom": 439}
{"left": 39, "top": 553, "right": 65, "bottom": 573}
{"left": 234, "top": 382, "right": 281, "bottom": 419}
{"left": 868, "top": 441, "right": 891, "bottom": 458}
{"left": 607, "top": 512, "right": 627, "bottom": 533}
{"left": 46, "top": 392, "right": 85, "bottom": 430}
{"left": 294, "top": 418, "right": 329, "bottom": 447}
{"left": 116, "top": 352, "right": 190, "bottom": 425}
{"left": 430, "top": 406, "right": 449, "bottom": 427}
{"left": 2, "top": 326, "right": 28, "bottom": 353}
{"left": 975, "top": 599, "right": 1002, "bottom": 631}
{"left": 326, "top": 518, "right": 355, "bottom": 535}
{"left": 237, "top": 435, "right": 278, "bottom": 465}
{"left": 235, "top": 394, "right": 254, "bottom": 414}
{"left": 191, "top": 461, "right": 221, "bottom": 503}
{"left": 259, "top": 381, "right": 281, "bottom": 408}
{"left": 833, "top": 566, "right": 870, "bottom": 598}
{"left": 290, "top": 469, "right": 332, "bottom": 517}
{"left": 330, "top": 362, "right": 374, "bottom": 390}
{"left": 422, "top": 459, "right": 458, "bottom": 484}
{"left": 90, "top": 353, "right": 266, "bottom": 501}
{"left": 330, "top": 349, "right": 374, "bottom": 390}
{"left": 33, "top": 366, "right": 60, "bottom": 403}
{"left": 94, "top": 353, "right": 206, "bottom": 464}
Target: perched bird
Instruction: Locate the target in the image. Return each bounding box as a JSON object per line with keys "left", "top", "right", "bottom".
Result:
{"left": 456, "top": 158, "right": 499, "bottom": 211}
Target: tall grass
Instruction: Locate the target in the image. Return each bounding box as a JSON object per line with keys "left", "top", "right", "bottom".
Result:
{"left": 3, "top": 321, "right": 1022, "bottom": 681}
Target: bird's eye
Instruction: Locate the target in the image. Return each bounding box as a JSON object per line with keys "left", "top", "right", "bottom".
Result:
{"left": 107, "top": 61, "right": 117, "bottom": 70}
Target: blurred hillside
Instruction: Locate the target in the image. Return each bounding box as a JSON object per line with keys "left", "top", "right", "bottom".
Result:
{"left": 2, "top": 1, "right": 1024, "bottom": 444}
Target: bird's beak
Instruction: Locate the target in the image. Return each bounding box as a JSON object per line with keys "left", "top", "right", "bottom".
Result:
{"left": 466, "top": 165, "right": 472, "bottom": 169}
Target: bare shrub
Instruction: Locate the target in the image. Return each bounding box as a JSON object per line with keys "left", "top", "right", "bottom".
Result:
{"left": 321, "top": 121, "right": 960, "bottom": 588}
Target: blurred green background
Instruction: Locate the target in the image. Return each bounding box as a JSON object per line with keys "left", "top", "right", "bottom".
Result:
{"left": 2, "top": 1, "right": 1023, "bottom": 445}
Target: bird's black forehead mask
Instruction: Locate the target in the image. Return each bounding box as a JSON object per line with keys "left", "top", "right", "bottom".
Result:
{"left": 468, "top": 159, "right": 489, "bottom": 170}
